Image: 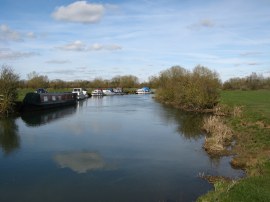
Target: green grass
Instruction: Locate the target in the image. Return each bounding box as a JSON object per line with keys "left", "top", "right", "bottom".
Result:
{"left": 16, "top": 88, "right": 74, "bottom": 101}
{"left": 198, "top": 162, "right": 270, "bottom": 202}
{"left": 220, "top": 90, "right": 270, "bottom": 120}
{"left": 198, "top": 90, "right": 270, "bottom": 202}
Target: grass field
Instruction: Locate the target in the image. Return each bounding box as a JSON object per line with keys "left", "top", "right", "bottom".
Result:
{"left": 220, "top": 90, "right": 270, "bottom": 121}
{"left": 198, "top": 90, "right": 270, "bottom": 202}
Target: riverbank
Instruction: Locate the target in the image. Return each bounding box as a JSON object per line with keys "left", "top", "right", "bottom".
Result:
{"left": 198, "top": 90, "right": 270, "bottom": 201}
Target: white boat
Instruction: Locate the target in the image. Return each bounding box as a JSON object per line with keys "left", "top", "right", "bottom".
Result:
{"left": 72, "top": 88, "right": 88, "bottom": 100}
{"left": 136, "top": 87, "right": 152, "bottom": 94}
{"left": 113, "top": 87, "right": 125, "bottom": 95}
{"left": 102, "top": 89, "right": 116, "bottom": 96}
{"left": 91, "top": 89, "right": 104, "bottom": 96}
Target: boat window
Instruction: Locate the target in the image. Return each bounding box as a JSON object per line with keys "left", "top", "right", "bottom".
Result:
{"left": 52, "top": 96, "right": 56, "bottom": 101}
{"left": 58, "top": 96, "right": 62, "bottom": 100}
{"left": 44, "top": 96, "right": 48, "bottom": 102}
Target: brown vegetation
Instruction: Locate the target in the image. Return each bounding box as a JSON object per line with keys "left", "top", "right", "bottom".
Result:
{"left": 202, "top": 115, "right": 233, "bottom": 156}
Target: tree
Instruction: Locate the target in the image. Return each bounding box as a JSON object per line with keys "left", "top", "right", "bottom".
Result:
{"left": 155, "top": 65, "right": 221, "bottom": 111}
{"left": 119, "top": 75, "right": 139, "bottom": 88}
{"left": 49, "top": 79, "right": 66, "bottom": 89}
{"left": 0, "top": 65, "right": 20, "bottom": 114}
{"left": 27, "top": 71, "right": 49, "bottom": 89}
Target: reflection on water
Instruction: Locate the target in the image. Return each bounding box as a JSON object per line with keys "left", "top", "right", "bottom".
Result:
{"left": 159, "top": 104, "right": 205, "bottom": 140}
{"left": 0, "top": 117, "right": 20, "bottom": 155}
{"left": 54, "top": 151, "right": 110, "bottom": 173}
{"left": 21, "top": 106, "right": 76, "bottom": 127}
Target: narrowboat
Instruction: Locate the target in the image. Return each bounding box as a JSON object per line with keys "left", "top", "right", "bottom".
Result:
{"left": 22, "top": 89, "right": 77, "bottom": 111}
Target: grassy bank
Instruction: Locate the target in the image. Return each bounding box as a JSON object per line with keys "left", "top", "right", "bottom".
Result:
{"left": 198, "top": 90, "right": 270, "bottom": 201}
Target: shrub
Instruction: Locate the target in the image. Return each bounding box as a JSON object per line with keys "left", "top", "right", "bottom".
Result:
{"left": 202, "top": 115, "right": 233, "bottom": 155}
{"left": 0, "top": 65, "right": 19, "bottom": 115}
{"left": 155, "top": 65, "right": 221, "bottom": 111}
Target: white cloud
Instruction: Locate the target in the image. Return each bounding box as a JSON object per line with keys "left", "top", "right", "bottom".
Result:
{"left": 26, "top": 32, "right": 36, "bottom": 39}
{"left": 187, "top": 19, "right": 215, "bottom": 30}
{"left": 0, "top": 48, "right": 37, "bottom": 60}
{"left": 239, "top": 51, "right": 262, "bottom": 57}
{"left": 200, "top": 19, "right": 215, "bottom": 28}
{"left": 0, "top": 24, "right": 38, "bottom": 42}
{"left": 52, "top": 1, "right": 105, "bottom": 23}
{"left": 0, "top": 24, "right": 22, "bottom": 41}
{"left": 56, "top": 40, "right": 86, "bottom": 51}
{"left": 88, "top": 43, "right": 122, "bottom": 51}
{"left": 45, "top": 59, "right": 71, "bottom": 64}
{"left": 57, "top": 41, "right": 122, "bottom": 52}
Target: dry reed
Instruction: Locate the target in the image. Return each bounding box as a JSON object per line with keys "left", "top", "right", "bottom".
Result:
{"left": 202, "top": 115, "right": 233, "bottom": 155}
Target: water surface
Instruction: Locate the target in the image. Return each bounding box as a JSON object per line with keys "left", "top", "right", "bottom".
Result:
{"left": 0, "top": 95, "right": 243, "bottom": 202}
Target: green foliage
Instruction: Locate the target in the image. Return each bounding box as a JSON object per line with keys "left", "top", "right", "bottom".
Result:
{"left": 0, "top": 65, "right": 19, "bottom": 114}
{"left": 155, "top": 65, "right": 221, "bottom": 111}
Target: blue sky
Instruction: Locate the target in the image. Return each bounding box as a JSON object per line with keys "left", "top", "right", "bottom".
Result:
{"left": 0, "top": 0, "right": 270, "bottom": 82}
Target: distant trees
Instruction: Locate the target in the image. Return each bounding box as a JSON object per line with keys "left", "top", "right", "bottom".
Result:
{"left": 27, "top": 71, "right": 49, "bottom": 89}
{"left": 49, "top": 79, "right": 67, "bottom": 89}
{"left": 223, "top": 72, "right": 270, "bottom": 90}
{"left": 116, "top": 75, "right": 139, "bottom": 88}
{"left": 0, "top": 65, "right": 20, "bottom": 114}
{"left": 153, "top": 65, "right": 221, "bottom": 111}
{"left": 17, "top": 73, "right": 140, "bottom": 89}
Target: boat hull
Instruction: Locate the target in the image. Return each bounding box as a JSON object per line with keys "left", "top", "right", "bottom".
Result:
{"left": 22, "top": 92, "right": 77, "bottom": 111}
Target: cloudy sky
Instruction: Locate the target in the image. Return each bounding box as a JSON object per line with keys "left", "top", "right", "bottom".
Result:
{"left": 0, "top": 0, "right": 269, "bottom": 81}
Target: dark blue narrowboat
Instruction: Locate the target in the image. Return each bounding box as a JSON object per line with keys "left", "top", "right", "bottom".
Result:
{"left": 22, "top": 89, "right": 77, "bottom": 111}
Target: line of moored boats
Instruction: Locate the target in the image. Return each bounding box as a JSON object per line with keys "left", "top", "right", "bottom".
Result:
{"left": 21, "top": 87, "right": 153, "bottom": 111}
{"left": 73, "top": 87, "right": 153, "bottom": 100}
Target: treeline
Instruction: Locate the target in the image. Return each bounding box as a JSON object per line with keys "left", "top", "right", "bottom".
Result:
{"left": 150, "top": 65, "right": 221, "bottom": 111}
{"left": 223, "top": 72, "right": 270, "bottom": 90}
{"left": 1, "top": 63, "right": 270, "bottom": 115}
{"left": 18, "top": 71, "right": 142, "bottom": 89}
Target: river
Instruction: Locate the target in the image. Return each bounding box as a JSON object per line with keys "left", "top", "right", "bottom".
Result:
{"left": 0, "top": 94, "right": 243, "bottom": 202}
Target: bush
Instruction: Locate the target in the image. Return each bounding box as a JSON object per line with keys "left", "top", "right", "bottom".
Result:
{"left": 0, "top": 65, "right": 19, "bottom": 115}
{"left": 155, "top": 65, "right": 221, "bottom": 111}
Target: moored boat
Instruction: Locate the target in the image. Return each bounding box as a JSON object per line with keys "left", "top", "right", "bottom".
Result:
{"left": 113, "top": 87, "right": 125, "bottom": 95}
{"left": 91, "top": 89, "right": 104, "bottom": 96}
{"left": 102, "top": 88, "right": 116, "bottom": 96}
{"left": 22, "top": 89, "right": 77, "bottom": 111}
{"left": 72, "top": 88, "right": 88, "bottom": 100}
{"left": 136, "top": 87, "right": 152, "bottom": 94}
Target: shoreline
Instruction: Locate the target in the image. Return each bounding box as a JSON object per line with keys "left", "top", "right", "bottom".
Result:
{"left": 155, "top": 90, "right": 270, "bottom": 201}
